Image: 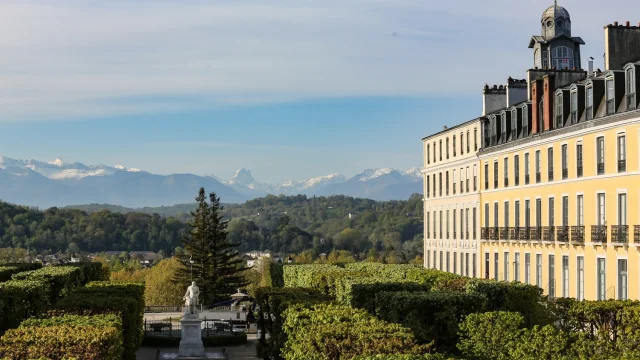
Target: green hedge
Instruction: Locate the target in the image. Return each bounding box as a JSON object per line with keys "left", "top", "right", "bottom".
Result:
{"left": 335, "top": 278, "right": 431, "bottom": 314}
{"left": 282, "top": 304, "right": 430, "bottom": 360}
{"left": 375, "top": 291, "right": 485, "bottom": 351}
{"left": 283, "top": 264, "right": 364, "bottom": 296}
{"left": 65, "top": 263, "right": 105, "bottom": 283}
{"left": 0, "top": 280, "right": 49, "bottom": 334}
{"left": 12, "top": 266, "right": 84, "bottom": 304}
{"left": 0, "top": 325, "right": 122, "bottom": 360}
{"left": 142, "top": 333, "right": 247, "bottom": 347}
{"left": 51, "top": 281, "right": 145, "bottom": 360}
{"left": 262, "top": 261, "right": 284, "bottom": 288}
{"left": 0, "top": 264, "right": 42, "bottom": 282}
{"left": 352, "top": 355, "right": 455, "bottom": 360}
{"left": 20, "top": 314, "right": 122, "bottom": 331}
{"left": 255, "top": 287, "right": 333, "bottom": 360}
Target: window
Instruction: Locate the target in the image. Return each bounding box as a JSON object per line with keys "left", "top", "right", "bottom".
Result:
{"left": 511, "top": 109, "right": 517, "bottom": 139}
{"left": 494, "top": 203, "right": 499, "bottom": 229}
{"left": 474, "top": 128, "right": 478, "bottom": 150}
{"left": 538, "top": 99, "right": 544, "bottom": 131}
{"left": 535, "top": 150, "right": 541, "bottom": 183}
{"left": 460, "top": 168, "right": 464, "bottom": 193}
{"left": 522, "top": 107, "right": 529, "bottom": 135}
{"left": 484, "top": 203, "right": 490, "bottom": 228}
{"left": 432, "top": 174, "right": 436, "bottom": 197}
{"left": 461, "top": 208, "right": 464, "bottom": 240}
{"left": 549, "top": 197, "right": 555, "bottom": 228}
{"left": 439, "top": 172, "right": 442, "bottom": 196}
{"left": 466, "top": 253, "right": 470, "bottom": 277}
{"left": 446, "top": 171, "right": 449, "bottom": 196}
{"left": 577, "top": 195, "right": 584, "bottom": 226}
{"left": 577, "top": 256, "right": 584, "bottom": 301}
{"left": 504, "top": 158, "right": 509, "bottom": 187}
{"left": 433, "top": 249, "right": 436, "bottom": 270}
{"left": 606, "top": 78, "right": 615, "bottom": 115}
{"left": 561, "top": 144, "right": 568, "bottom": 179}
{"left": 494, "top": 253, "right": 499, "bottom": 280}
{"left": 576, "top": 144, "right": 583, "bottom": 177}
{"left": 446, "top": 138, "right": 450, "bottom": 159}
{"left": 427, "top": 144, "right": 430, "bottom": 164}
{"left": 571, "top": 91, "right": 578, "bottom": 123}
{"left": 473, "top": 254, "right": 477, "bottom": 278}
{"left": 536, "top": 254, "right": 542, "bottom": 287}
{"left": 627, "top": 67, "right": 636, "bottom": 111}
{"left": 515, "top": 201, "right": 520, "bottom": 229}
{"left": 439, "top": 210, "right": 443, "bottom": 238}
{"left": 619, "top": 259, "right": 628, "bottom": 300}
{"left": 427, "top": 250, "right": 430, "bottom": 268}
{"left": 452, "top": 170, "right": 456, "bottom": 194}
{"left": 549, "top": 255, "right": 555, "bottom": 298}
{"left": 460, "top": 132, "right": 464, "bottom": 154}
{"left": 494, "top": 161, "right": 498, "bottom": 189}
{"left": 597, "top": 194, "right": 606, "bottom": 226}
{"left": 472, "top": 208, "right": 477, "bottom": 239}
{"left": 473, "top": 165, "right": 478, "bottom": 191}
{"left": 504, "top": 252, "right": 510, "bottom": 281}
{"left": 446, "top": 252, "right": 450, "bottom": 272}
{"left": 562, "top": 256, "right": 569, "bottom": 298}
{"left": 597, "top": 136, "right": 605, "bottom": 174}
{"left": 586, "top": 86, "right": 594, "bottom": 120}
{"left": 501, "top": 116, "right": 506, "bottom": 141}
{"left": 453, "top": 252, "right": 457, "bottom": 274}
{"left": 525, "top": 153, "right": 530, "bottom": 184}
{"left": 466, "top": 167, "right": 470, "bottom": 192}
{"left": 619, "top": 193, "right": 627, "bottom": 226}
{"left": 536, "top": 199, "right": 542, "bottom": 228}
{"left": 515, "top": 253, "right": 520, "bottom": 282}
{"left": 426, "top": 213, "right": 430, "bottom": 239}
{"left": 453, "top": 136, "right": 456, "bottom": 157}
{"left": 548, "top": 147, "right": 554, "bottom": 181}
{"left": 439, "top": 251, "right": 443, "bottom": 270}
{"left": 466, "top": 208, "right": 470, "bottom": 240}
{"left": 484, "top": 164, "right": 489, "bottom": 190}
{"left": 504, "top": 201, "right": 510, "bottom": 228}
{"left": 525, "top": 200, "right": 531, "bottom": 229}
{"left": 514, "top": 155, "right": 520, "bottom": 186}
{"left": 433, "top": 142, "right": 436, "bottom": 163}
{"left": 446, "top": 210, "right": 450, "bottom": 239}
{"left": 453, "top": 210, "right": 457, "bottom": 239}
{"left": 439, "top": 140, "right": 442, "bottom": 161}
{"left": 597, "top": 258, "right": 606, "bottom": 300}
{"left": 485, "top": 253, "right": 490, "bottom": 279}
{"left": 525, "top": 253, "right": 531, "bottom": 284}
{"left": 562, "top": 196, "right": 569, "bottom": 227}
{"left": 556, "top": 92, "right": 563, "bottom": 128}
{"left": 426, "top": 176, "right": 430, "bottom": 199}
{"left": 618, "top": 135, "right": 626, "bottom": 172}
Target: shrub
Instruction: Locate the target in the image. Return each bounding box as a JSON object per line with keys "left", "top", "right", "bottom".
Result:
{"left": 20, "top": 314, "right": 122, "bottom": 331}
{"left": 375, "top": 291, "right": 485, "bottom": 351}
{"left": 344, "top": 263, "right": 421, "bottom": 280}
{"left": 282, "top": 304, "right": 430, "bottom": 360}
{"left": 509, "top": 325, "right": 574, "bottom": 360}
{"left": 283, "top": 264, "right": 358, "bottom": 296}
{"left": 12, "top": 266, "right": 84, "bottom": 304}
{"left": 457, "top": 311, "right": 524, "bottom": 360}
{"left": 65, "top": 262, "right": 105, "bottom": 283}
{"left": 0, "top": 280, "right": 49, "bottom": 334}
{"left": 261, "top": 260, "right": 284, "bottom": 288}
{"left": 0, "top": 325, "right": 122, "bottom": 360}
{"left": 335, "top": 278, "right": 431, "bottom": 314}
{"left": 0, "top": 263, "right": 42, "bottom": 282}
{"left": 352, "top": 355, "right": 453, "bottom": 360}
{"left": 255, "top": 287, "right": 333, "bottom": 360}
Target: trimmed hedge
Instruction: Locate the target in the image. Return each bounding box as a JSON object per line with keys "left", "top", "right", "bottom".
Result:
{"left": 142, "top": 333, "right": 247, "bottom": 347}
{"left": 0, "top": 325, "right": 122, "bottom": 360}
{"left": 12, "top": 266, "right": 84, "bottom": 304}
{"left": 335, "top": 278, "right": 431, "bottom": 314}
{"left": 282, "top": 304, "right": 431, "bottom": 360}
{"left": 375, "top": 291, "right": 485, "bottom": 351}
{"left": 20, "top": 314, "right": 122, "bottom": 331}
{"left": 51, "top": 281, "right": 145, "bottom": 360}
{"left": 0, "top": 264, "right": 42, "bottom": 282}
{"left": 255, "top": 287, "right": 333, "bottom": 360}
{"left": 65, "top": 262, "right": 106, "bottom": 283}
{"left": 353, "top": 355, "right": 454, "bottom": 360}
{"left": 0, "top": 280, "right": 49, "bottom": 334}
{"left": 283, "top": 264, "right": 364, "bottom": 296}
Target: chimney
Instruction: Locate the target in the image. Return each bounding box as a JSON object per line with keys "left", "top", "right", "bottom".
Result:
{"left": 506, "top": 78, "right": 528, "bottom": 107}
{"left": 588, "top": 59, "right": 594, "bottom": 76}
{"left": 543, "top": 75, "right": 556, "bottom": 132}
{"left": 604, "top": 22, "right": 640, "bottom": 70}
{"left": 482, "top": 84, "right": 507, "bottom": 116}
{"left": 530, "top": 79, "right": 543, "bottom": 135}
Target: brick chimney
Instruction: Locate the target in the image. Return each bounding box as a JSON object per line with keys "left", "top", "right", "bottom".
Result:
{"left": 543, "top": 74, "right": 556, "bottom": 131}
{"left": 530, "top": 79, "right": 543, "bottom": 135}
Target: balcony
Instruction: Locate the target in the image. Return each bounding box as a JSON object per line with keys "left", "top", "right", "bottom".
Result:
{"left": 536, "top": 173, "right": 541, "bottom": 183}
{"left": 586, "top": 106, "right": 593, "bottom": 120}
{"left": 577, "top": 165, "right": 583, "bottom": 177}
{"left": 606, "top": 99, "right": 616, "bottom": 116}
{"left": 504, "top": 178, "right": 509, "bottom": 187}
{"left": 571, "top": 226, "right": 585, "bottom": 243}
{"left": 597, "top": 162, "right": 605, "bottom": 175}
{"left": 481, "top": 228, "right": 489, "bottom": 240}
{"left": 499, "top": 227, "right": 510, "bottom": 240}
{"left": 548, "top": 170, "right": 554, "bottom": 182}
{"left": 618, "top": 160, "right": 626, "bottom": 173}
{"left": 557, "top": 226, "right": 569, "bottom": 242}
{"left": 634, "top": 226, "right": 640, "bottom": 244}
{"left": 510, "top": 227, "right": 518, "bottom": 240}
{"left": 591, "top": 225, "right": 608, "bottom": 243}
{"left": 542, "top": 226, "right": 555, "bottom": 241}
{"left": 490, "top": 227, "right": 499, "bottom": 241}
{"left": 562, "top": 168, "right": 568, "bottom": 180}
{"left": 519, "top": 228, "right": 530, "bottom": 241}
{"left": 628, "top": 94, "right": 636, "bottom": 111}
{"left": 571, "top": 111, "right": 578, "bottom": 124}
{"left": 525, "top": 174, "right": 530, "bottom": 185}
{"left": 530, "top": 227, "right": 542, "bottom": 241}
{"left": 611, "top": 225, "right": 629, "bottom": 243}
{"left": 556, "top": 114, "right": 563, "bottom": 128}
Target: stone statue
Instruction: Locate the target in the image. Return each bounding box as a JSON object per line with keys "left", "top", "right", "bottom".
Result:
{"left": 183, "top": 281, "right": 200, "bottom": 315}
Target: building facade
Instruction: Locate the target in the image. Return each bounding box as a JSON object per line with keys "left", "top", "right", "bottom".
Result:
{"left": 422, "top": 3, "right": 640, "bottom": 301}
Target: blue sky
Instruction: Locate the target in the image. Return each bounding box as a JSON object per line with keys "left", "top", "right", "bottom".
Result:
{"left": 0, "top": 0, "right": 636, "bottom": 183}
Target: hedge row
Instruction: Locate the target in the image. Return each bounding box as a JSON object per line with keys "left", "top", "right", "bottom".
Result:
{"left": 12, "top": 266, "right": 85, "bottom": 304}
{"left": 0, "top": 264, "right": 42, "bottom": 282}
{"left": 282, "top": 304, "right": 432, "bottom": 360}
{"left": 352, "top": 355, "right": 456, "bottom": 360}
{"left": 50, "top": 281, "right": 145, "bottom": 360}
{"left": 0, "top": 280, "right": 49, "bottom": 334}
{"left": 336, "top": 278, "right": 431, "bottom": 314}
{"left": 255, "top": 287, "right": 333, "bottom": 360}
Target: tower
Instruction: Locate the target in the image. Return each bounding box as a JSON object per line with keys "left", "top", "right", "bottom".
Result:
{"left": 529, "top": 2, "right": 585, "bottom": 70}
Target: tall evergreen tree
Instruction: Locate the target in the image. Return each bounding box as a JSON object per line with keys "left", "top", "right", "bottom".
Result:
{"left": 175, "top": 188, "right": 248, "bottom": 305}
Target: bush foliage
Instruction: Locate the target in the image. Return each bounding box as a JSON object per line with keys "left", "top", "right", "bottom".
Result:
{"left": 0, "top": 263, "right": 42, "bottom": 282}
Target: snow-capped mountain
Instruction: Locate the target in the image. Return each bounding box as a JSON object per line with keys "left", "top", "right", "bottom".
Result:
{"left": 0, "top": 155, "right": 422, "bottom": 208}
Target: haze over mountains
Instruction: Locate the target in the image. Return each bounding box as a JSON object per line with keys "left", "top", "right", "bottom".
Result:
{"left": 0, "top": 156, "right": 422, "bottom": 208}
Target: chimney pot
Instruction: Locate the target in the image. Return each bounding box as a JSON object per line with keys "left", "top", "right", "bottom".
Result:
{"left": 626, "top": 21, "right": 630, "bottom": 27}
{"left": 614, "top": 21, "right": 619, "bottom": 26}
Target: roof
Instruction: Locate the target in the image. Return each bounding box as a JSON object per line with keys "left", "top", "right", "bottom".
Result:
{"left": 542, "top": 4, "right": 570, "bottom": 19}
{"left": 421, "top": 118, "right": 481, "bottom": 141}
{"left": 528, "top": 34, "right": 585, "bottom": 48}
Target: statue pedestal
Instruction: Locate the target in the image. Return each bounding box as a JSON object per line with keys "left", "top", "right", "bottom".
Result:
{"left": 178, "top": 314, "right": 204, "bottom": 358}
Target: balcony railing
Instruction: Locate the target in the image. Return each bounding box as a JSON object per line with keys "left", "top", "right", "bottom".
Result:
{"left": 557, "top": 226, "right": 569, "bottom": 242}
{"left": 628, "top": 94, "right": 636, "bottom": 111}
{"left": 586, "top": 106, "right": 593, "bottom": 120}
{"left": 481, "top": 228, "right": 489, "bottom": 240}
{"left": 525, "top": 174, "right": 530, "bottom": 185}
{"left": 536, "top": 173, "right": 541, "bottom": 183}
{"left": 571, "top": 111, "right": 578, "bottom": 124}
{"left": 548, "top": 170, "right": 554, "bottom": 182}
{"left": 618, "top": 159, "right": 626, "bottom": 173}
{"left": 577, "top": 165, "right": 583, "bottom": 177}
{"left": 634, "top": 225, "right": 640, "bottom": 244}
{"left": 611, "top": 225, "right": 629, "bottom": 243}
{"left": 510, "top": 227, "right": 518, "bottom": 240}
{"left": 504, "top": 178, "right": 509, "bottom": 187}
{"left": 571, "top": 226, "right": 585, "bottom": 243}
{"left": 591, "top": 225, "right": 608, "bottom": 243}
{"left": 530, "top": 227, "right": 542, "bottom": 241}
{"left": 562, "top": 168, "right": 568, "bottom": 180}
{"left": 606, "top": 99, "right": 616, "bottom": 115}
{"left": 542, "top": 226, "right": 555, "bottom": 241}
{"left": 499, "top": 227, "right": 510, "bottom": 240}
{"left": 490, "top": 227, "right": 499, "bottom": 241}
{"left": 597, "top": 162, "right": 605, "bottom": 175}
{"left": 520, "top": 227, "right": 530, "bottom": 241}
{"left": 556, "top": 114, "right": 563, "bottom": 128}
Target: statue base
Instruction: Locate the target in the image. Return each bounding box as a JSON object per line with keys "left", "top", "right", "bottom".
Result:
{"left": 178, "top": 314, "right": 204, "bottom": 358}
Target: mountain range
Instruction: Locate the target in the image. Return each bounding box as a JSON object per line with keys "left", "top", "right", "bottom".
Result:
{"left": 0, "top": 156, "right": 422, "bottom": 208}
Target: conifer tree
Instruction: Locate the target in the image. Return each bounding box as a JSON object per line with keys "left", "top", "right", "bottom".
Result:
{"left": 175, "top": 187, "right": 248, "bottom": 306}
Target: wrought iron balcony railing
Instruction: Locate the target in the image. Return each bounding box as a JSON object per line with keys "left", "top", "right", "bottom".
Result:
{"left": 577, "top": 165, "right": 583, "bottom": 177}
{"left": 597, "top": 162, "right": 605, "bottom": 175}
{"left": 542, "top": 226, "right": 555, "bottom": 241}
{"left": 606, "top": 99, "right": 616, "bottom": 116}
{"left": 628, "top": 94, "right": 636, "bottom": 111}
{"left": 530, "top": 227, "right": 542, "bottom": 241}
{"left": 635, "top": 225, "right": 640, "bottom": 244}
{"left": 520, "top": 227, "right": 530, "bottom": 241}
{"left": 562, "top": 168, "right": 568, "bottom": 180}
{"left": 481, "top": 228, "right": 489, "bottom": 240}
{"left": 611, "top": 225, "right": 629, "bottom": 243}
{"left": 591, "top": 225, "right": 608, "bottom": 243}
{"left": 510, "top": 227, "right": 518, "bottom": 240}
{"left": 499, "top": 227, "right": 510, "bottom": 240}
{"left": 557, "top": 226, "right": 569, "bottom": 242}
{"left": 571, "top": 226, "right": 585, "bottom": 243}
{"left": 618, "top": 160, "right": 626, "bottom": 173}
{"left": 490, "top": 227, "right": 499, "bottom": 241}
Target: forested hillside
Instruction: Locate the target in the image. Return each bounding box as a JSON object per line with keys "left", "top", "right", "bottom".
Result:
{"left": 3, "top": 194, "right": 424, "bottom": 260}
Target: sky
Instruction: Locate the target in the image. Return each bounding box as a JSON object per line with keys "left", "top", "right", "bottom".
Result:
{"left": 0, "top": 0, "right": 637, "bottom": 183}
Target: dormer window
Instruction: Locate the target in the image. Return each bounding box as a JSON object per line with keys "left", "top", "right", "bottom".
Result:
{"left": 522, "top": 106, "right": 528, "bottom": 136}
{"left": 555, "top": 93, "right": 563, "bottom": 128}
{"left": 570, "top": 90, "right": 578, "bottom": 124}
{"left": 606, "top": 77, "right": 615, "bottom": 116}
{"left": 501, "top": 116, "right": 506, "bottom": 142}
{"left": 627, "top": 67, "right": 636, "bottom": 111}
{"left": 586, "top": 86, "right": 593, "bottom": 120}
{"left": 511, "top": 109, "right": 517, "bottom": 139}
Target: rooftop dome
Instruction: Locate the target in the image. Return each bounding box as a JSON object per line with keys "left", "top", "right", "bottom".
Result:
{"left": 543, "top": 4, "right": 570, "bottom": 19}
